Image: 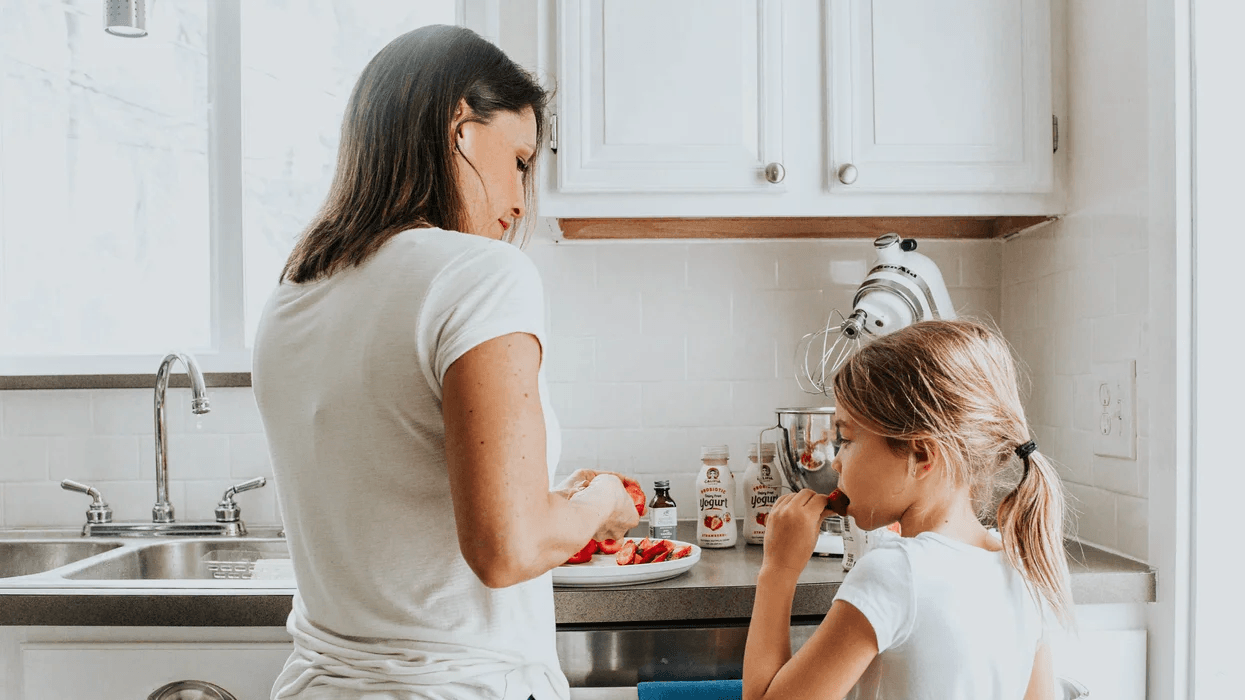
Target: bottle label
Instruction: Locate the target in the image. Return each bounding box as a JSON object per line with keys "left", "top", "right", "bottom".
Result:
{"left": 744, "top": 483, "right": 779, "bottom": 545}
{"left": 649, "top": 507, "right": 677, "bottom": 540}
{"left": 697, "top": 484, "right": 735, "bottom": 548}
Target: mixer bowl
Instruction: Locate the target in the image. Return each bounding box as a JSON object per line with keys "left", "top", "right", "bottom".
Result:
{"left": 765, "top": 407, "right": 839, "bottom": 495}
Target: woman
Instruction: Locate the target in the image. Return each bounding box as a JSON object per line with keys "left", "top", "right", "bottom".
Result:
{"left": 252, "top": 25, "right": 640, "bottom": 700}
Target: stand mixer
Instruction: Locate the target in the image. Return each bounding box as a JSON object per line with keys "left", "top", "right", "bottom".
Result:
{"left": 796, "top": 232, "right": 958, "bottom": 395}
{"left": 761, "top": 232, "right": 958, "bottom": 555}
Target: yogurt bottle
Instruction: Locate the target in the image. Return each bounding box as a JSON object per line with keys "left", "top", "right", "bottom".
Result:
{"left": 695, "top": 445, "right": 737, "bottom": 548}
{"left": 742, "top": 442, "right": 781, "bottom": 545}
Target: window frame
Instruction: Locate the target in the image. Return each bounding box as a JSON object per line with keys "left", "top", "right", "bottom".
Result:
{"left": 0, "top": 0, "right": 498, "bottom": 383}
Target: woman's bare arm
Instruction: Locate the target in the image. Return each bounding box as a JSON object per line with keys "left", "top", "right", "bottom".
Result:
{"left": 1023, "top": 642, "right": 1054, "bottom": 700}
{"left": 443, "top": 332, "right": 638, "bottom": 588}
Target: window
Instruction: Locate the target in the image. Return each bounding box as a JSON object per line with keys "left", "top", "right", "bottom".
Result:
{"left": 0, "top": 0, "right": 490, "bottom": 376}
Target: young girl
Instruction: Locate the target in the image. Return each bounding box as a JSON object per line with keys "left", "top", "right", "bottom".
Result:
{"left": 743, "top": 319, "right": 1072, "bottom": 700}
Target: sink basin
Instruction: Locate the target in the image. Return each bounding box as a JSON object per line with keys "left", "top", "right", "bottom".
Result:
{"left": 0, "top": 541, "right": 125, "bottom": 578}
{"left": 65, "top": 540, "right": 289, "bottom": 580}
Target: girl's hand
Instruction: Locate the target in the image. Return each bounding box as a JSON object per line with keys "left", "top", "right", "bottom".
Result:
{"left": 762, "top": 489, "right": 832, "bottom": 575}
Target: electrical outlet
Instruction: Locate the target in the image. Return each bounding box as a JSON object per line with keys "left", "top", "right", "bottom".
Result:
{"left": 1092, "top": 360, "right": 1136, "bottom": 459}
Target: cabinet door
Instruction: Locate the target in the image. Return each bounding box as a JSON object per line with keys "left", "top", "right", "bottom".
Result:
{"left": 827, "top": 0, "right": 1053, "bottom": 193}
{"left": 556, "top": 0, "right": 784, "bottom": 193}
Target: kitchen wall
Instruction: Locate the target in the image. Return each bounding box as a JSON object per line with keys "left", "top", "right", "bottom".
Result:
{"left": 0, "top": 233, "right": 1002, "bottom": 528}
{"left": 1001, "top": 0, "right": 1151, "bottom": 562}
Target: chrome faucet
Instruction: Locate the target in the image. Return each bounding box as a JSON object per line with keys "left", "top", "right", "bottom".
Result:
{"left": 154, "top": 352, "right": 211, "bottom": 522}
{"left": 61, "top": 351, "right": 268, "bottom": 537}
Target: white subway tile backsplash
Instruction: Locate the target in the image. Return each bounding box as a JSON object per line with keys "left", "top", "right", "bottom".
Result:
{"left": 228, "top": 433, "right": 274, "bottom": 480}
{"left": 687, "top": 334, "right": 775, "bottom": 381}
{"left": 1002, "top": 279, "right": 1039, "bottom": 331}
{"left": 1093, "top": 454, "right": 1142, "bottom": 497}
{"left": 2, "top": 235, "right": 1008, "bottom": 531}
{"left": 550, "top": 382, "right": 643, "bottom": 429}
{"left": 528, "top": 240, "right": 596, "bottom": 293}
{"left": 2, "top": 390, "right": 92, "bottom": 436}
{"left": 1064, "top": 483, "right": 1118, "bottom": 549}
{"left": 1091, "top": 313, "right": 1143, "bottom": 362}
{"left": 92, "top": 389, "right": 155, "bottom": 434}
{"left": 1115, "top": 494, "right": 1148, "bottom": 561}
{"left": 642, "top": 290, "right": 731, "bottom": 337}
{"left": 730, "top": 380, "right": 823, "bottom": 428}
{"left": 551, "top": 288, "right": 642, "bottom": 336}
{"left": 1071, "top": 375, "right": 1099, "bottom": 432}
{"left": 1113, "top": 249, "right": 1150, "bottom": 316}
{"left": 596, "top": 335, "right": 685, "bottom": 382}
{"left": 597, "top": 244, "right": 687, "bottom": 292}
{"left": 55, "top": 436, "right": 142, "bottom": 482}
{"left": 138, "top": 434, "right": 230, "bottom": 481}
{"left": 0, "top": 438, "right": 49, "bottom": 481}
{"left": 687, "top": 243, "right": 778, "bottom": 290}
{"left": 0, "top": 435, "right": 48, "bottom": 478}
{"left": 955, "top": 241, "right": 1004, "bottom": 288}
{"left": 732, "top": 290, "right": 824, "bottom": 338}
{"left": 546, "top": 335, "right": 595, "bottom": 382}
{"left": 951, "top": 287, "right": 1001, "bottom": 326}
{"left": 598, "top": 428, "right": 689, "bottom": 474}
{"left": 641, "top": 382, "right": 733, "bottom": 428}
{"left": 1070, "top": 260, "right": 1116, "bottom": 319}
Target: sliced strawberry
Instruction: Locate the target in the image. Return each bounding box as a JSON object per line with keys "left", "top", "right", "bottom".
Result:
{"left": 596, "top": 539, "right": 622, "bottom": 554}
{"left": 565, "top": 540, "right": 598, "bottom": 565}
{"left": 671, "top": 544, "right": 693, "bottom": 559}
{"left": 638, "top": 540, "right": 671, "bottom": 564}
{"left": 652, "top": 550, "right": 670, "bottom": 563}
{"left": 615, "top": 540, "right": 638, "bottom": 566}
{"left": 625, "top": 481, "right": 647, "bottom": 517}
{"left": 635, "top": 537, "right": 652, "bottom": 554}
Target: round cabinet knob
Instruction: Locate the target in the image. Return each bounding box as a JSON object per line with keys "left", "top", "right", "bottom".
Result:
{"left": 837, "top": 163, "right": 858, "bottom": 185}
{"left": 764, "top": 162, "right": 786, "bottom": 184}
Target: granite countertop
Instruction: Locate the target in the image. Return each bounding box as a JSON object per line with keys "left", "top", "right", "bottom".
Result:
{"left": 0, "top": 522, "right": 1155, "bottom": 627}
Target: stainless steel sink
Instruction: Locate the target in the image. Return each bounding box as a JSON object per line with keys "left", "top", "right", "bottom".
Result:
{"left": 0, "top": 541, "right": 125, "bottom": 578}
{"left": 65, "top": 539, "right": 289, "bottom": 580}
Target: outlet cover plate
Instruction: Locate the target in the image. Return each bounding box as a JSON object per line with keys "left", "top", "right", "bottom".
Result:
{"left": 1092, "top": 360, "right": 1137, "bottom": 459}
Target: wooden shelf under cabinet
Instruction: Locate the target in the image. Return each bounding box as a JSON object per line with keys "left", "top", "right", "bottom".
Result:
{"left": 557, "top": 216, "right": 1056, "bottom": 241}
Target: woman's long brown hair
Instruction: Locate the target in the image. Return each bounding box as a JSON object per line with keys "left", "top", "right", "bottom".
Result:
{"left": 281, "top": 25, "right": 548, "bottom": 284}
{"left": 832, "top": 319, "right": 1074, "bottom": 626}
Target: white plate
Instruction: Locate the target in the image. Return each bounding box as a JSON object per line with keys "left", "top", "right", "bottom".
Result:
{"left": 552, "top": 538, "right": 701, "bottom": 587}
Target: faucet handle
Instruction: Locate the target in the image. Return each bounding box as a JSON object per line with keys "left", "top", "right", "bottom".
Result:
{"left": 61, "top": 479, "right": 114, "bottom": 525}
{"left": 215, "top": 476, "right": 266, "bottom": 524}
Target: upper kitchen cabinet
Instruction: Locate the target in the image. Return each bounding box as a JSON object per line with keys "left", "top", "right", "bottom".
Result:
{"left": 535, "top": 0, "right": 1063, "bottom": 220}
{"left": 554, "top": 0, "right": 784, "bottom": 194}
{"left": 827, "top": 0, "right": 1053, "bottom": 194}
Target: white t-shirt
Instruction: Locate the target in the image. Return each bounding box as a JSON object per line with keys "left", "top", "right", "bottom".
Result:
{"left": 252, "top": 228, "right": 566, "bottom": 700}
{"left": 833, "top": 532, "right": 1047, "bottom": 700}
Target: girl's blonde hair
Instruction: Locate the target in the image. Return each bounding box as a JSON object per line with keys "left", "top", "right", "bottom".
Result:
{"left": 831, "top": 319, "right": 1073, "bottom": 625}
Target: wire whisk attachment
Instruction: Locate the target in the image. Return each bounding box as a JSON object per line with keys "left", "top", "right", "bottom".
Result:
{"left": 795, "top": 309, "right": 861, "bottom": 395}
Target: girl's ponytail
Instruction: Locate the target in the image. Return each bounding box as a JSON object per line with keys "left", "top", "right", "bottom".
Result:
{"left": 996, "top": 443, "right": 1074, "bottom": 626}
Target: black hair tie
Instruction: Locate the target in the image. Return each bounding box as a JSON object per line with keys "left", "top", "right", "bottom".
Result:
{"left": 1015, "top": 440, "right": 1038, "bottom": 479}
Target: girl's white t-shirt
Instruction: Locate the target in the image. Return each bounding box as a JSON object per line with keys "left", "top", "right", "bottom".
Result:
{"left": 833, "top": 531, "right": 1047, "bottom": 700}
{"left": 252, "top": 228, "right": 566, "bottom": 700}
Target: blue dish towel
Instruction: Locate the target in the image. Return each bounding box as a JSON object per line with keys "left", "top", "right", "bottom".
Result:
{"left": 637, "top": 680, "right": 743, "bottom": 700}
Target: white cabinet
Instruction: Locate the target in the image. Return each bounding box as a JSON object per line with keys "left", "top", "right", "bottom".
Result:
{"left": 1050, "top": 629, "right": 1147, "bottom": 700}
{"left": 537, "top": 0, "right": 1062, "bottom": 219}
{"left": 827, "top": 0, "right": 1053, "bottom": 193}
{"left": 556, "top": 0, "right": 784, "bottom": 193}
{"left": 21, "top": 642, "right": 291, "bottom": 700}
